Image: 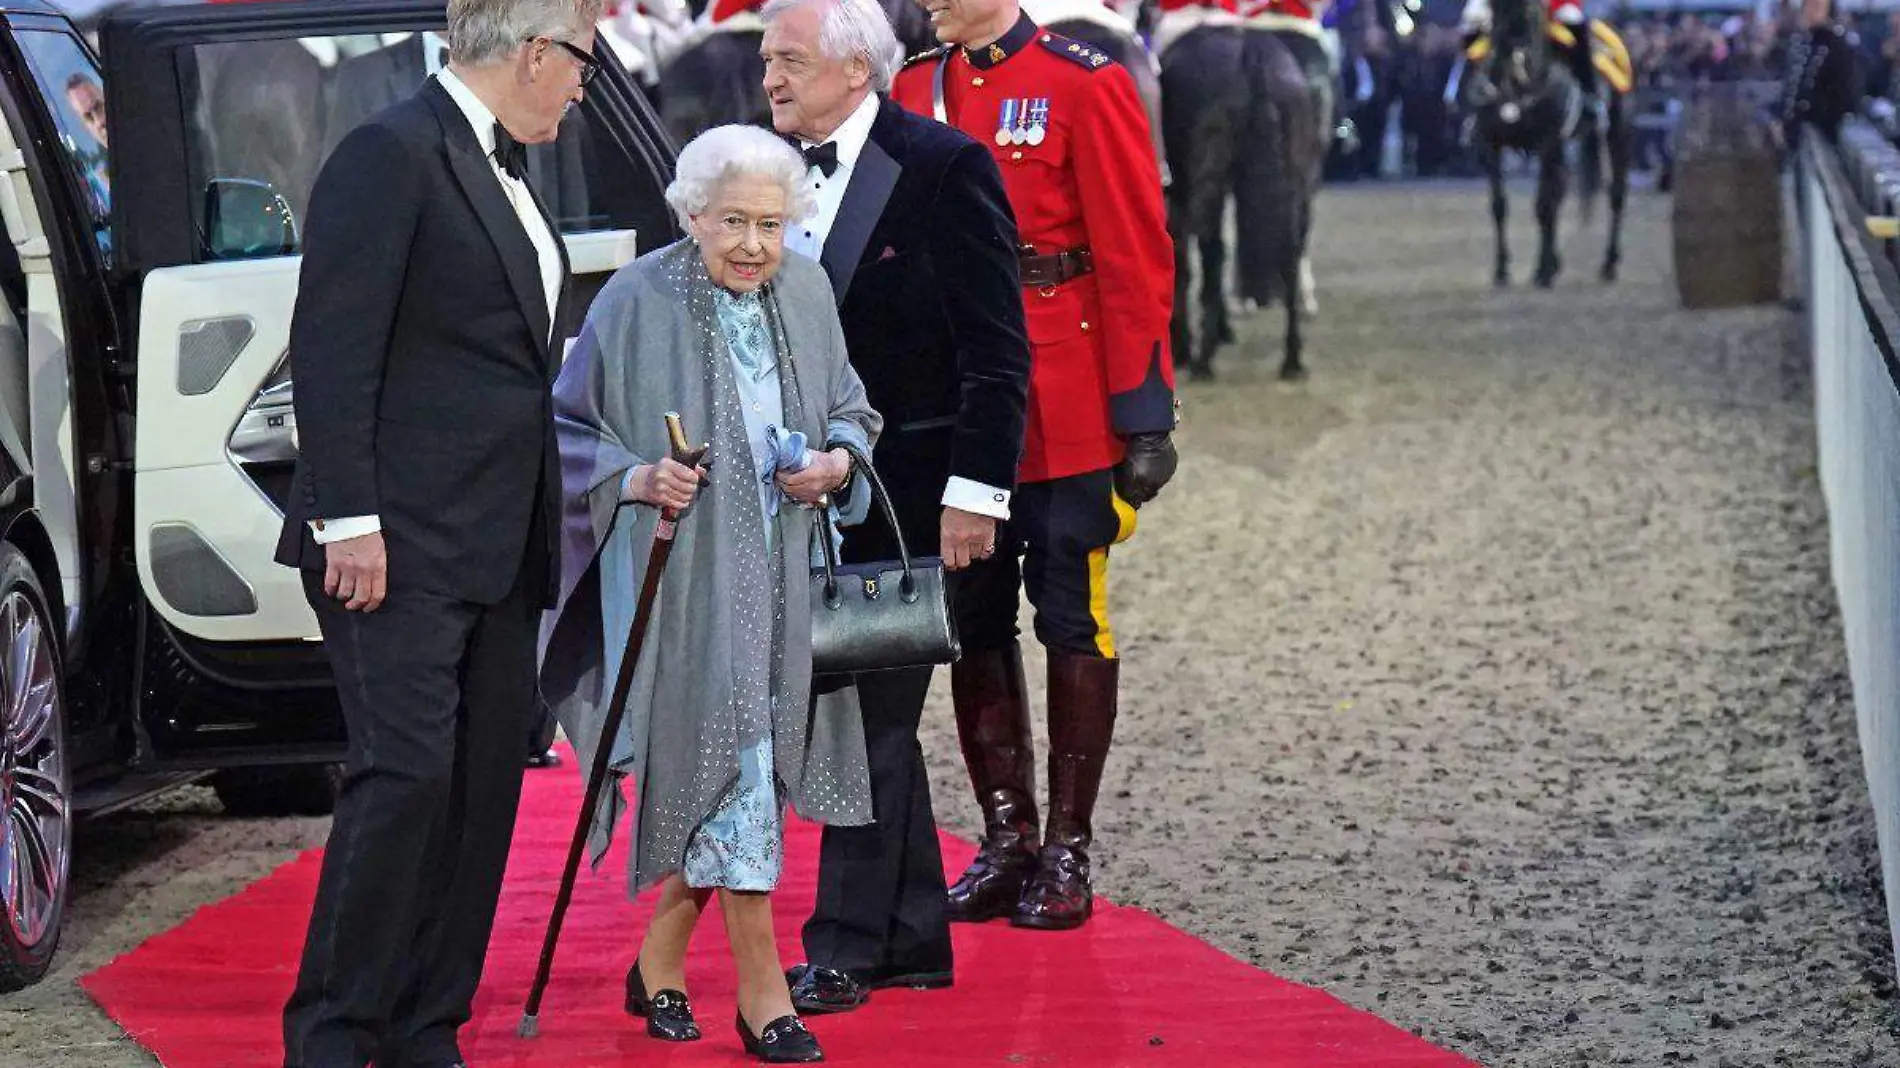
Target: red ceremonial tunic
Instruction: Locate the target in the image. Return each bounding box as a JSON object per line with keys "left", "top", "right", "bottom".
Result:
{"left": 1257, "top": 0, "right": 1316, "bottom": 19}
{"left": 1157, "top": 0, "right": 1239, "bottom": 12}
{"left": 892, "top": 15, "right": 1175, "bottom": 484}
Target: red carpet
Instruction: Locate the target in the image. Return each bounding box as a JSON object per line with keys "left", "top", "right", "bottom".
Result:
{"left": 83, "top": 749, "right": 1474, "bottom": 1067}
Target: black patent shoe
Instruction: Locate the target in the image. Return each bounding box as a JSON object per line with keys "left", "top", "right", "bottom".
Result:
{"left": 625, "top": 959, "right": 701, "bottom": 1041}
{"left": 784, "top": 964, "right": 870, "bottom": 1015}
{"left": 736, "top": 1012, "right": 824, "bottom": 1063}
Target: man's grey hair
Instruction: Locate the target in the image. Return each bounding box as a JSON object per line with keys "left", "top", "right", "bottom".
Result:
{"left": 447, "top": 0, "right": 606, "bottom": 66}
{"left": 761, "top": 0, "right": 903, "bottom": 93}
{"left": 664, "top": 125, "right": 818, "bottom": 232}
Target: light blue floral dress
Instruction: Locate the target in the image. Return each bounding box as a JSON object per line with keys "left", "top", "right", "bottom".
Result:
{"left": 680, "top": 286, "right": 802, "bottom": 891}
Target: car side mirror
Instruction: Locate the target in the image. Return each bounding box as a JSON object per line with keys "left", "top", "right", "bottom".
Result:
{"left": 203, "top": 179, "right": 298, "bottom": 260}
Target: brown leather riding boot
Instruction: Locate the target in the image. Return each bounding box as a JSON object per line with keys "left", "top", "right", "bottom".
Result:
{"left": 945, "top": 642, "right": 1041, "bottom": 923}
{"left": 1014, "top": 652, "right": 1118, "bottom": 931}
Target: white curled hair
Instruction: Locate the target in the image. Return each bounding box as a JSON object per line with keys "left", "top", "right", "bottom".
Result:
{"left": 760, "top": 0, "right": 902, "bottom": 93}
{"left": 448, "top": 0, "right": 606, "bottom": 66}
{"left": 664, "top": 124, "right": 818, "bottom": 232}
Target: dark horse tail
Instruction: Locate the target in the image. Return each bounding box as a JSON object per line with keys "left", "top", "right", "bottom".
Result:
{"left": 1232, "top": 29, "right": 1316, "bottom": 309}
{"left": 1160, "top": 27, "right": 1246, "bottom": 244}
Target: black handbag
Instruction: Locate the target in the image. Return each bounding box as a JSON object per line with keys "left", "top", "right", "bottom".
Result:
{"left": 808, "top": 441, "right": 960, "bottom": 675}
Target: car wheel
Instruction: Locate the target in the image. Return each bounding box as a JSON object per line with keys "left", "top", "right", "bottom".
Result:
{"left": 211, "top": 764, "right": 340, "bottom": 818}
{"left": 0, "top": 543, "right": 69, "bottom": 993}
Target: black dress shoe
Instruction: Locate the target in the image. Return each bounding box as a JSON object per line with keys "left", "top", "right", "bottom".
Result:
{"left": 625, "top": 959, "right": 701, "bottom": 1041}
{"left": 784, "top": 964, "right": 869, "bottom": 1015}
{"left": 525, "top": 749, "right": 561, "bottom": 769}
{"left": 736, "top": 1012, "right": 824, "bottom": 1063}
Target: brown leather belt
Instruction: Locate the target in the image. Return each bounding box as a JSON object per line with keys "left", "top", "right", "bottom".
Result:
{"left": 1018, "top": 246, "right": 1093, "bottom": 287}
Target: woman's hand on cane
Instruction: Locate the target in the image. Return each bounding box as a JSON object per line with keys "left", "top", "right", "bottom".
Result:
{"left": 634, "top": 457, "right": 707, "bottom": 512}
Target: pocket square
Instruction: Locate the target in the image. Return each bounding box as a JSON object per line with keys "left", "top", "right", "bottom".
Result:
{"left": 878, "top": 246, "right": 899, "bottom": 261}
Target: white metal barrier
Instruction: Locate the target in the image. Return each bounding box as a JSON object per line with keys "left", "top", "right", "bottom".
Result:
{"left": 1803, "top": 127, "right": 1900, "bottom": 974}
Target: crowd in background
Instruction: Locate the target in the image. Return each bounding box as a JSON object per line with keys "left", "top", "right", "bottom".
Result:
{"left": 1323, "top": 0, "right": 1889, "bottom": 183}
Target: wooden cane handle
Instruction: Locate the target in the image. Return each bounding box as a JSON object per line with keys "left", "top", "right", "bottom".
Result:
{"left": 662, "top": 411, "right": 711, "bottom": 471}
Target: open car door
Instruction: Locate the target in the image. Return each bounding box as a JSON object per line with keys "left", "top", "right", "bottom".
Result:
{"left": 100, "top": 0, "right": 679, "bottom": 644}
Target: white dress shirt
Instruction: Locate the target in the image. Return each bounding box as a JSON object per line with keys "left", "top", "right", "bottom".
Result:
{"left": 787, "top": 93, "right": 1012, "bottom": 522}
{"left": 786, "top": 91, "right": 879, "bottom": 261}
{"left": 312, "top": 68, "right": 564, "bottom": 545}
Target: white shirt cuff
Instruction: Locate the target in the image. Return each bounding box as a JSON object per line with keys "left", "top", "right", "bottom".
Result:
{"left": 310, "top": 515, "right": 381, "bottom": 544}
{"left": 942, "top": 477, "right": 1010, "bottom": 520}
{"left": 621, "top": 467, "right": 644, "bottom": 503}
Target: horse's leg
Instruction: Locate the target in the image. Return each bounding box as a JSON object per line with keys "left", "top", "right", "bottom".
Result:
{"left": 1279, "top": 204, "right": 1309, "bottom": 381}
{"left": 1216, "top": 225, "right": 1239, "bottom": 345}
{"left": 1194, "top": 231, "right": 1229, "bottom": 380}
{"left": 1169, "top": 204, "right": 1195, "bottom": 372}
{"left": 1577, "top": 124, "right": 1601, "bottom": 227}
{"left": 1533, "top": 138, "right": 1567, "bottom": 288}
{"left": 1488, "top": 144, "right": 1511, "bottom": 287}
{"left": 1601, "top": 99, "right": 1629, "bottom": 283}
{"left": 1299, "top": 253, "right": 1319, "bottom": 317}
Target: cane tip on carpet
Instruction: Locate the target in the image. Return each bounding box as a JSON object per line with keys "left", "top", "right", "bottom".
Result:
{"left": 517, "top": 1014, "right": 539, "bottom": 1039}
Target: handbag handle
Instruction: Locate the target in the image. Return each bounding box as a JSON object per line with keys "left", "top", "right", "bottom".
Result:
{"left": 813, "top": 440, "right": 923, "bottom": 605}
{"left": 757, "top": 289, "right": 921, "bottom": 604}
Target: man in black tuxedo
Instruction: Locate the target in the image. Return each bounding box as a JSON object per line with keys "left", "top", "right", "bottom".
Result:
{"left": 273, "top": 2, "right": 603, "bottom": 1065}
{"left": 761, "top": 0, "right": 1032, "bottom": 1015}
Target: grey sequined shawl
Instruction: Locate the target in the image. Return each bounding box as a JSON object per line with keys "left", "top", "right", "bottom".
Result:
{"left": 538, "top": 239, "right": 879, "bottom": 894}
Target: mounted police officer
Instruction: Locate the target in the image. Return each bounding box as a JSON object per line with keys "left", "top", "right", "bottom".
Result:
{"left": 891, "top": 0, "right": 1178, "bottom": 933}
{"left": 1459, "top": 0, "right": 1600, "bottom": 120}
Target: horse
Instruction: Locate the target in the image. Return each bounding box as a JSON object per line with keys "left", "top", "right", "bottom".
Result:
{"left": 1158, "top": 12, "right": 1321, "bottom": 380}
{"left": 1460, "top": 0, "right": 1629, "bottom": 287}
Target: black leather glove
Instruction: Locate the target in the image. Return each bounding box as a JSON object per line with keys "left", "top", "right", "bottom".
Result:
{"left": 1112, "top": 432, "right": 1177, "bottom": 509}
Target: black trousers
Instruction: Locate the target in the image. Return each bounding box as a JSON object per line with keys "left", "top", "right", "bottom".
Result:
{"left": 283, "top": 567, "right": 539, "bottom": 1068}
{"left": 958, "top": 469, "right": 1135, "bottom": 658}
{"left": 802, "top": 665, "right": 952, "bottom": 976}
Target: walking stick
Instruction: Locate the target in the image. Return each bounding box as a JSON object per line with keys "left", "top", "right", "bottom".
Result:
{"left": 520, "top": 411, "right": 709, "bottom": 1039}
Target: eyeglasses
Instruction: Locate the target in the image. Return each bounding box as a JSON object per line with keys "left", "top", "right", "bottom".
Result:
{"left": 714, "top": 213, "right": 786, "bottom": 243}
{"left": 546, "top": 38, "right": 603, "bottom": 87}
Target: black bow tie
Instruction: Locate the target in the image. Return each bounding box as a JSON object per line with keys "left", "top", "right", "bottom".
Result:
{"left": 492, "top": 122, "right": 527, "bottom": 181}
{"left": 802, "top": 141, "right": 839, "bottom": 178}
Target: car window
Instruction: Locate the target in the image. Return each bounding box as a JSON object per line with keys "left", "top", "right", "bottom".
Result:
{"left": 13, "top": 29, "right": 111, "bottom": 264}
{"left": 180, "top": 32, "right": 652, "bottom": 262}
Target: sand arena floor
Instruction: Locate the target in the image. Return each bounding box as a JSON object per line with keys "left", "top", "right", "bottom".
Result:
{"left": 6, "top": 182, "right": 1896, "bottom": 1068}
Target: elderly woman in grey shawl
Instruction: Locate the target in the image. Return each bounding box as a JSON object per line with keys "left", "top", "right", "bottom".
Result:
{"left": 538, "top": 124, "right": 879, "bottom": 1064}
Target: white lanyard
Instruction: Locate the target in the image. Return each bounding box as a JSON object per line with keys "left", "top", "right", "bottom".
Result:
{"left": 932, "top": 53, "right": 951, "bottom": 123}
